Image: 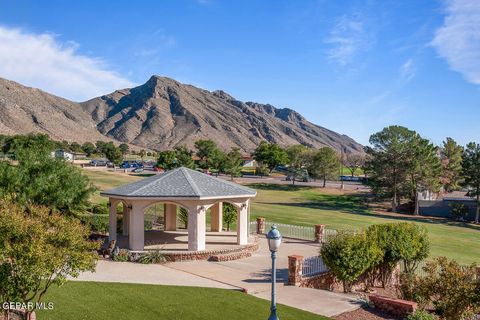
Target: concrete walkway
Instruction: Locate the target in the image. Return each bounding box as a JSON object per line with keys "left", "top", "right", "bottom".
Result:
{"left": 167, "top": 238, "right": 361, "bottom": 317}
{"left": 72, "top": 260, "right": 235, "bottom": 289}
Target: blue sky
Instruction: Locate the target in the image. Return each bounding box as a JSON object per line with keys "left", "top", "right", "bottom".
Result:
{"left": 0, "top": 0, "right": 479, "bottom": 146}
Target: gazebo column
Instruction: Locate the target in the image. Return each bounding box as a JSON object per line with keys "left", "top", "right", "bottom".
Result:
{"left": 188, "top": 205, "right": 206, "bottom": 251}
{"left": 108, "top": 199, "right": 117, "bottom": 242}
{"left": 164, "top": 203, "right": 177, "bottom": 231}
{"left": 129, "top": 203, "right": 145, "bottom": 251}
{"left": 236, "top": 201, "right": 249, "bottom": 245}
{"left": 211, "top": 202, "right": 223, "bottom": 232}
{"left": 122, "top": 203, "right": 130, "bottom": 236}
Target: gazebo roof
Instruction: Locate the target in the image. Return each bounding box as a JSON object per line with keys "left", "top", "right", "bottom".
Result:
{"left": 101, "top": 167, "right": 257, "bottom": 199}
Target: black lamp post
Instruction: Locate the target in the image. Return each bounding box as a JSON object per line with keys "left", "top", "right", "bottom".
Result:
{"left": 267, "top": 225, "right": 282, "bottom": 320}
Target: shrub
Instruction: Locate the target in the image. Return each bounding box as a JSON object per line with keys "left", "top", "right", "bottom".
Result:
{"left": 413, "top": 257, "right": 479, "bottom": 320}
{"left": 450, "top": 202, "right": 468, "bottom": 221}
{"left": 89, "top": 203, "right": 108, "bottom": 215}
{"left": 78, "top": 213, "right": 109, "bottom": 233}
{"left": 366, "top": 223, "right": 429, "bottom": 287}
{"left": 112, "top": 249, "right": 129, "bottom": 262}
{"left": 138, "top": 250, "right": 168, "bottom": 264}
{"left": 407, "top": 310, "right": 439, "bottom": 320}
{"left": 321, "top": 231, "right": 382, "bottom": 292}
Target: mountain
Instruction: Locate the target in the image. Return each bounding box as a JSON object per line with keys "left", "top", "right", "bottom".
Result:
{"left": 0, "top": 75, "right": 363, "bottom": 153}
{"left": 0, "top": 77, "right": 114, "bottom": 144}
{"left": 80, "top": 76, "right": 363, "bottom": 153}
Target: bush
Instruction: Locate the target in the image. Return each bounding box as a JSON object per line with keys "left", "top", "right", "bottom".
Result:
{"left": 78, "top": 213, "right": 109, "bottom": 233}
{"left": 321, "top": 231, "right": 382, "bottom": 292}
{"left": 137, "top": 250, "right": 168, "bottom": 264}
{"left": 366, "top": 223, "right": 429, "bottom": 287}
{"left": 450, "top": 202, "right": 468, "bottom": 221}
{"left": 89, "top": 203, "right": 108, "bottom": 215}
{"left": 413, "top": 257, "right": 479, "bottom": 319}
{"left": 407, "top": 310, "right": 438, "bottom": 320}
{"left": 112, "top": 249, "right": 129, "bottom": 262}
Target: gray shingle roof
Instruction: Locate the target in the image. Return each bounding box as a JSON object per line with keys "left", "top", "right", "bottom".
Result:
{"left": 100, "top": 167, "right": 257, "bottom": 199}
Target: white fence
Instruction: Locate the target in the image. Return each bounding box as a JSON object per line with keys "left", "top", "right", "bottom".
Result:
{"left": 302, "top": 256, "right": 329, "bottom": 277}
{"left": 249, "top": 220, "right": 337, "bottom": 242}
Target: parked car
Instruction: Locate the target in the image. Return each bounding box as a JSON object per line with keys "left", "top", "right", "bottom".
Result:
{"left": 133, "top": 168, "right": 144, "bottom": 173}
{"left": 286, "top": 174, "right": 312, "bottom": 182}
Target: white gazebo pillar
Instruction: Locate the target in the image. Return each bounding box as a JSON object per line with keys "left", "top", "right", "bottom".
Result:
{"left": 236, "top": 201, "right": 249, "bottom": 245}
{"left": 164, "top": 203, "right": 177, "bottom": 231}
{"left": 122, "top": 203, "right": 130, "bottom": 236}
{"left": 188, "top": 205, "right": 206, "bottom": 251}
{"left": 210, "top": 202, "right": 223, "bottom": 232}
{"left": 108, "top": 199, "right": 117, "bottom": 242}
{"left": 129, "top": 203, "right": 145, "bottom": 251}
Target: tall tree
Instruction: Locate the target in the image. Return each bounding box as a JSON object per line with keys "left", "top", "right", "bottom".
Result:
{"left": 139, "top": 149, "right": 147, "bottom": 161}
{"left": 194, "top": 139, "right": 222, "bottom": 170}
{"left": 253, "top": 141, "right": 288, "bottom": 173}
{"left": 286, "top": 144, "right": 310, "bottom": 185}
{"left": 69, "top": 142, "right": 83, "bottom": 153}
{"left": 308, "top": 147, "right": 340, "bottom": 187}
{"left": 81, "top": 142, "right": 96, "bottom": 157}
{"left": 365, "top": 126, "right": 419, "bottom": 212}
{"left": 441, "top": 137, "right": 463, "bottom": 192}
{"left": 157, "top": 150, "right": 177, "bottom": 170}
{"left": 408, "top": 137, "right": 442, "bottom": 215}
{"left": 462, "top": 142, "right": 480, "bottom": 223}
{"left": 119, "top": 143, "right": 129, "bottom": 157}
{"left": 104, "top": 143, "right": 123, "bottom": 167}
{"left": 344, "top": 153, "right": 366, "bottom": 177}
{"left": 224, "top": 148, "right": 243, "bottom": 181}
{"left": 174, "top": 145, "right": 195, "bottom": 169}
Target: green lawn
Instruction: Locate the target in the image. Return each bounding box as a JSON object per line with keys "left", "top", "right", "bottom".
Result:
{"left": 249, "top": 183, "right": 480, "bottom": 265}
{"left": 82, "top": 170, "right": 480, "bottom": 265}
{"left": 38, "top": 282, "right": 328, "bottom": 320}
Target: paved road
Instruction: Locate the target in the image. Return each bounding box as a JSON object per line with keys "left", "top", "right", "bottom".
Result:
{"left": 167, "top": 238, "right": 361, "bottom": 317}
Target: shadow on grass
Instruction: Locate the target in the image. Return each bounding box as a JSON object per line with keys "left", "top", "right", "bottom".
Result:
{"left": 247, "top": 183, "right": 314, "bottom": 192}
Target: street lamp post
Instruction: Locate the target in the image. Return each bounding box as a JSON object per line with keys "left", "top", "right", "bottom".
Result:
{"left": 267, "top": 225, "right": 282, "bottom": 320}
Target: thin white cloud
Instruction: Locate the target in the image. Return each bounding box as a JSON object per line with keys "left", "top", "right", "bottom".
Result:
{"left": 325, "top": 13, "right": 374, "bottom": 65}
{"left": 400, "top": 58, "right": 415, "bottom": 82}
{"left": 431, "top": 0, "right": 480, "bottom": 85}
{"left": 0, "top": 26, "right": 135, "bottom": 101}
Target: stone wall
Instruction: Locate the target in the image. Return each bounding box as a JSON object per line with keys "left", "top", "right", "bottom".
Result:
{"left": 369, "top": 295, "right": 417, "bottom": 317}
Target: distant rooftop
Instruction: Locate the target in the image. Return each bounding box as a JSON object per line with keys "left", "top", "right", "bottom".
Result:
{"left": 101, "top": 167, "right": 257, "bottom": 199}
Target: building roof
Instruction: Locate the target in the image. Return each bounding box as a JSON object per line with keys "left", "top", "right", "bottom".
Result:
{"left": 101, "top": 167, "right": 257, "bottom": 199}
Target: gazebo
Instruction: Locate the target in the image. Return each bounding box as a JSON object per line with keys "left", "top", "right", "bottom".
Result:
{"left": 101, "top": 167, "right": 257, "bottom": 251}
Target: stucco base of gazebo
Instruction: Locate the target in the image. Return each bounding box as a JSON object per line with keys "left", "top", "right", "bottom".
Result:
{"left": 116, "top": 230, "right": 259, "bottom": 262}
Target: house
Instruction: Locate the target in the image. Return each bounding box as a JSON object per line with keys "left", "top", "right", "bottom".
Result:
{"left": 51, "top": 149, "right": 86, "bottom": 162}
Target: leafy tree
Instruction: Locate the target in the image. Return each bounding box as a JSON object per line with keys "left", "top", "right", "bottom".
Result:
{"left": 286, "top": 144, "right": 310, "bottom": 185}
{"left": 365, "top": 126, "right": 422, "bottom": 212}
{"left": 223, "top": 203, "right": 237, "bottom": 231}
{"left": 194, "top": 139, "right": 223, "bottom": 169}
{"left": 139, "top": 149, "right": 147, "bottom": 161}
{"left": 104, "top": 143, "right": 123, "bottom": 167}
{"left": 0, "top": 201, "right": 98, "bottom": 319}
{"left": 119, "top": 143, "right": 129, "bottom": 157}
{"left": 0, "top": 147, "right": 96, "bottom": 216}
{"left": 95, "top": 140, "right": 108, "bottom": 155}
{"left": 253, "top": 141, "right": 288, "bottom": 173}
{"left": 440, "top": 138, "right": 463, "bottom": 192}
{"left": 462, "top": 142, "right": 480, "bottom": 223}
{"left": 308, "top": 147, "right": 340, "bottom": 187}
{"left": 408, "top": 137, "right": 442, "bottom": 215}
{"left": 157, "top": 150, "right": 177, "bottom": 170}
{"left": 69, "top": 141, "right": 83, "bottom": 153}
{"left": 321, "top": 231, "right": 382, "bottom": 292}
{"left": 224, "top": 148, "right": 243, "bottom": 181}
{"left": 81, "top": 142, "right": 96, "bottom": 157}
{"left": 174, "top": 145, "right": 195, "bottom": 169}
{"left": 344, "top": 153, "right": 365, "bottom": 177}
{"left": 450, "top": 202, "right": 468, "bottom": 221}
{"left": 3, "top": 134, "right": 55, "bottom": 155}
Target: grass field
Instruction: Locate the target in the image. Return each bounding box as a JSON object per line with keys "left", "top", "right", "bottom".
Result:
{"left": 38, "top": 282, "right": 328, "bottom": 320}
{"left": 83, "top": 169, "right": 480, "bottom": 265}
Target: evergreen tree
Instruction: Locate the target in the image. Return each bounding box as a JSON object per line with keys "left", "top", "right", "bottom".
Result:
{"left": 441, "top": 137, "right": 463, "bottom": 192}
{"left": 462, "top": 142, "right": 480, "bottom": 223}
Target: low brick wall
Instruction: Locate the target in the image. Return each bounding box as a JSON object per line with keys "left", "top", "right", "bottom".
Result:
{"left": 369, "top": 295, "right": 417, "bottom": 317}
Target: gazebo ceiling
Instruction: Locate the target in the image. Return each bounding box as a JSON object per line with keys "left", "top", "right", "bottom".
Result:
{"left": 101, "top": 167, "right": 257, "bottom": 199}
